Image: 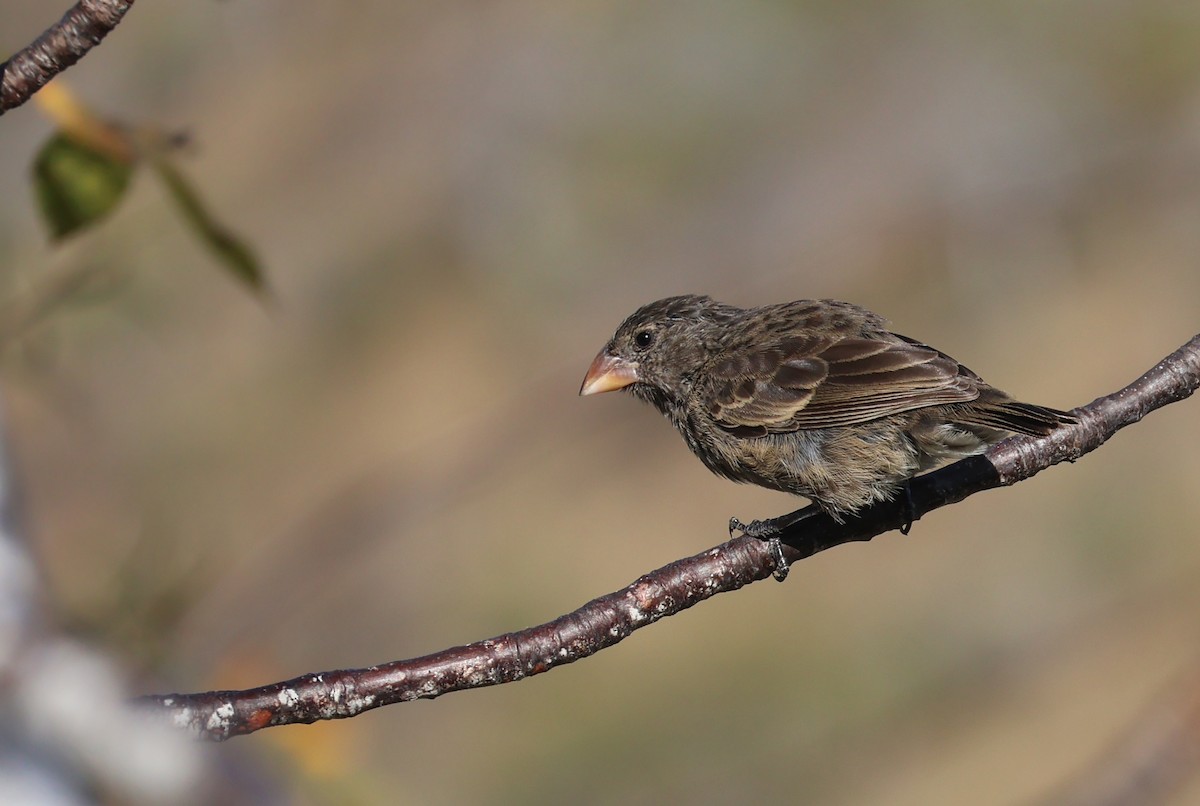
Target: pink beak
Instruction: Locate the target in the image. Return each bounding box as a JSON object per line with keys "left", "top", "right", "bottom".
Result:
{"left": 579, "top": 351, "right": 639, "bottom": 396}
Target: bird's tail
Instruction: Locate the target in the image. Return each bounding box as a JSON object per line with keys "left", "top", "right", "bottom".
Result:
{"left": 953, "top": 397, "right": 1077, "bottom": 436}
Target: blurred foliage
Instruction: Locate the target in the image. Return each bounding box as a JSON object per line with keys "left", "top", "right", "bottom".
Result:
{"left": 27, "top": 81, "right": 265, "bottom": 296}
{"left": 154, "top": 157, "right": 266, "bottom": 294}
{"left": 33, "top": 132, "right": 133, "bottom": 240}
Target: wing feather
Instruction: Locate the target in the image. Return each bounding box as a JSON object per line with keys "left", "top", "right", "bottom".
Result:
{"left": 703, "top": 336, "right": 980, "bottom": 433}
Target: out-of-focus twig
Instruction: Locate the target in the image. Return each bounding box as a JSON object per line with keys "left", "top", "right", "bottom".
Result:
{"left": 139, "top": 332, "right": 1200, "bottom": 741}
{"left": 1, "top": 0, "right": 137, "bottom": 116}
{"left": 0, "top": 398, "right": 201, "bottom": 800}
{"left": 33, "top": 80, "right": 135, "bottom": 162}
{"left": 1039, "top": 663, "right": 1200, "bottom": 806}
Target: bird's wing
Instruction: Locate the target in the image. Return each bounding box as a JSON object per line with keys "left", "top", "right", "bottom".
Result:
{"left": 702, "top": 335, "right": 981, "bottom": 433}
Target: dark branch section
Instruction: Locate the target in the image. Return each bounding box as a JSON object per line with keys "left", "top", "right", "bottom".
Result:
{"left": 0, "top": 0, "right": 136, "bottom": 116}
{"left": 139, "top": 333, "right": 1200, "bottom": 740}
{"left": 763, "top": 454, "right": 1002, "bottom": 565}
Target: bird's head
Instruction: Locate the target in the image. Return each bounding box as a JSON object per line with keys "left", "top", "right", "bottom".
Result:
{"left": 579, "top": 295, "right": 737, "bottom": 403}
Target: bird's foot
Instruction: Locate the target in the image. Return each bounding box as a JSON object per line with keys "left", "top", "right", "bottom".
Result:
{"left": 766, "top": 538, "right": 790, "bottom": 582}
{"left": 729, "top": 516, "right": 794, "bottom": 582}
{"left": 728, "top": 516, "right": 781, "bottom": 540}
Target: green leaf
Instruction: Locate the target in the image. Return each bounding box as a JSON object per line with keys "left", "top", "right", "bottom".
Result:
{"left": 33, "top": 132, "right": 134, "bottom": 240}
{"left": 153, "top": 158, "right": 267, "bottom": 295}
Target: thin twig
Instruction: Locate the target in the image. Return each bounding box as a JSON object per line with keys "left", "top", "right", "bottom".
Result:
{"left": 138, "top": 333, "right": 1200, "bottom": 740}
{"left": 1, "top": 0, "right": 136, "bottom": 116}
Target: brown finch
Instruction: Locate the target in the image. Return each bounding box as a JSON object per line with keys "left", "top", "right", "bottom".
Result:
{"left": 580, "top": 295, "right": 1074, "bottom": 562}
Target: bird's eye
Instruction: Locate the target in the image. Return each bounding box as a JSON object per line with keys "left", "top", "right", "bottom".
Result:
{"left": 633, "top": 330, "right": 655, "bottom": 350}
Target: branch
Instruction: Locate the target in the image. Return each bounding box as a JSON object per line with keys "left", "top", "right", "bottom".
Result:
{"left": 1, "top": 0, "right": 136, "bottom": 116}
{"left": 139, "top": 333, "right": 1200, "bottom": 740}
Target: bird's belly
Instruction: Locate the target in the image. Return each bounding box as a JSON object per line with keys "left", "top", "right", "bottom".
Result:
{"left": 692, "top": 427, "right": 830, "bottom": 495}
{"left": 691, "top": 421, "right": 924, "bottom": 516}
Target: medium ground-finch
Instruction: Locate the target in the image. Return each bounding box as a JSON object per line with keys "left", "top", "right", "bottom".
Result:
{"left": 580, "top": 295, "right": 1074, "bottom": 552}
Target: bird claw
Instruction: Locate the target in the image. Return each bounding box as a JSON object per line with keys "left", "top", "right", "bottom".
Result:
{"left": 767, "top": 538, "right": 790, "bottom": 582}
{"left": 728, "top": 517, "right": 780, "bottom": 540}
{"left": 899, "top": 481, "right": 916, "bottom": 535}
{"left": 729, "top": 517, "right": 789, "bottom": 582}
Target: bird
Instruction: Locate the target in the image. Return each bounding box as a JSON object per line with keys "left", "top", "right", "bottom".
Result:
{"left": 579, "top": 295, "right": 1075, "bottom": 575}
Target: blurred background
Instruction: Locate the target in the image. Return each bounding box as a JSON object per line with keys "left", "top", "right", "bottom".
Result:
{"left": 3, "top": 1, "right": 1200, "bottom": 803}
